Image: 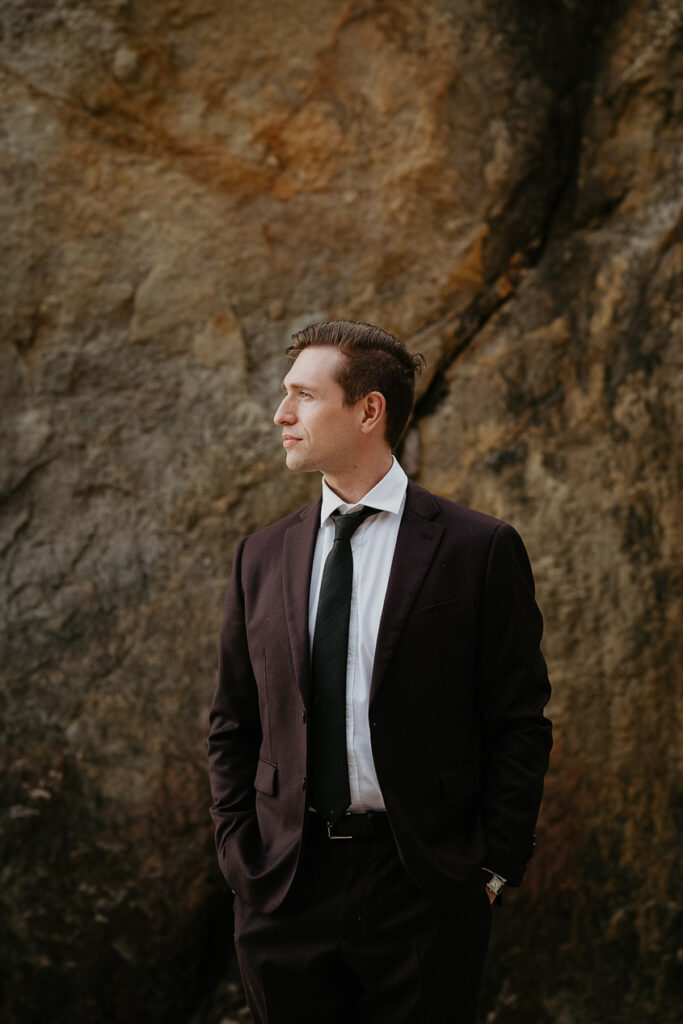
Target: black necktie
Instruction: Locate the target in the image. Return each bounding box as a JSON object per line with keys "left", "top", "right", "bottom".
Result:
{"left": 309, "top": 505, "right": 379, "bottom": 825}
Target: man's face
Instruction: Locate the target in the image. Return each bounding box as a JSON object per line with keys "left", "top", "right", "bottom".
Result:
{"left": 273, "top": 346, "right": 363, "bottom": 477}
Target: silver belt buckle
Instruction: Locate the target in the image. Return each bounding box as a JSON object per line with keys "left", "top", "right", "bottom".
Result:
{"left": 327, "top": 821, "right": 353, "bottom": 840}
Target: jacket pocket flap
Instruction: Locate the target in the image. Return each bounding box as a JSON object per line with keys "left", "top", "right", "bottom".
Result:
{"left": 408, "top": 596, "right": 471, "bottom": 629}
{"left": 254, "top": 757, "right": 278, "bottom": 796}
{"left": 440, "top": 759, "right": 481, "bottom": 801}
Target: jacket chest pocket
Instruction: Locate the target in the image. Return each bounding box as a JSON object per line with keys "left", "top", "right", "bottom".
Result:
{"left": 407, "top": 596, "right": 471, "bottom": 630}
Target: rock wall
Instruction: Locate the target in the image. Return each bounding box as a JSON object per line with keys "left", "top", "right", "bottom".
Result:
{"left": 1, "top": 1, "right": 680, "bottom": 1022}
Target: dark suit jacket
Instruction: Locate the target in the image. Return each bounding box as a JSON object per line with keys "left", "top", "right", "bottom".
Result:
{"left": 207, "top": 481, "right": 552, "bottom": 913}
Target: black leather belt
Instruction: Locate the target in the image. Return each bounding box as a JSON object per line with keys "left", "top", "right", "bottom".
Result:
{"left": 310, "top": 810, "right": 393, "bottom": 840}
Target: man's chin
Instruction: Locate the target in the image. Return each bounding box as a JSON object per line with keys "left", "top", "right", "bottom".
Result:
{"left": 285, "top": 450, "right": 312, "bottom": 473}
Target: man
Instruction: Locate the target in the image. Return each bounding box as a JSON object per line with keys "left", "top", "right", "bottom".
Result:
{"left": 207, "top": 320, "right": 552, "bottom": 1023}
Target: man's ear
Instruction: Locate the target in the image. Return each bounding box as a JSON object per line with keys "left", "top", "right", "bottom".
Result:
{"left": 359, "top": 391, "right": 386, "bottom": 434}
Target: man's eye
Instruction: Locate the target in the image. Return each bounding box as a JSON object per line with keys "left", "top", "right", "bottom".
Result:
{"left": 299, "top": 391, "right": 310, "bottom": 398}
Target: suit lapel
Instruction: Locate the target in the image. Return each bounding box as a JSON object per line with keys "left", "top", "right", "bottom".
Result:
{"left": 370, "top": 482, "right": 444, "bottom": 702}
{"left": 282, "top": 497, "right": 321, "bottom": 707}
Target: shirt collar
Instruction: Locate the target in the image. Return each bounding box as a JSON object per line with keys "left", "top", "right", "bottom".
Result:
{"left": 320, "top": 456, "right": 408, "bottom": 525}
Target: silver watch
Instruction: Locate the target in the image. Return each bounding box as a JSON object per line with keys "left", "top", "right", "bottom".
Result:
{"left": 485, "top": 874, "right": 505, "bottom": 898}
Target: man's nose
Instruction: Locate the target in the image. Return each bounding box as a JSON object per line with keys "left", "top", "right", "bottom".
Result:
{"left": 273, "top": 397, "right": 294, "bottom": 426}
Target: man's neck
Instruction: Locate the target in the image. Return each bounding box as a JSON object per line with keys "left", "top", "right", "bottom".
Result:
{"left": 323, "top": 452, "right": 394, "bottom": 505}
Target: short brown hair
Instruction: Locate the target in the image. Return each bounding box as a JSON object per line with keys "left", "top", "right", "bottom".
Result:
{"left": 287, "top": 321, "right": 425, "bottom": 448}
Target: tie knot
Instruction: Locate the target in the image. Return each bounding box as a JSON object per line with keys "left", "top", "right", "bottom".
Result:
{"left": 330, "top": 505, "right": 379, "bottom": 542}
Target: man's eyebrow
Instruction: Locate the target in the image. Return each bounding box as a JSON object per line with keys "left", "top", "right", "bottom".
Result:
{"left": 282, "top": 380, "right": 313, "bottom": 391}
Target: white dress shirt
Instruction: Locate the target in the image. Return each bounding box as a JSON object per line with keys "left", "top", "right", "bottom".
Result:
{"left": 308, "top": 457, "right": 407, "bottom": 812}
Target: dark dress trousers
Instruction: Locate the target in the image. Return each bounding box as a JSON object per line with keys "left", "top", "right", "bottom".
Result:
{"left": 207, "top": 481, "right": 553, "bottom": 917}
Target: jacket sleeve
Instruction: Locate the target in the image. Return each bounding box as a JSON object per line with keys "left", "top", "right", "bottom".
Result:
{"left": 206, "top": 538, "right": 263, "bottom": 891}
{"left": 476, "top": 522, "right": 552, "bottom": 886}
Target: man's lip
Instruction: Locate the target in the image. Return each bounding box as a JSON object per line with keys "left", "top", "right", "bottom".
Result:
{"left": 282, "top": 435, "right": 301, "bottom": 447}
